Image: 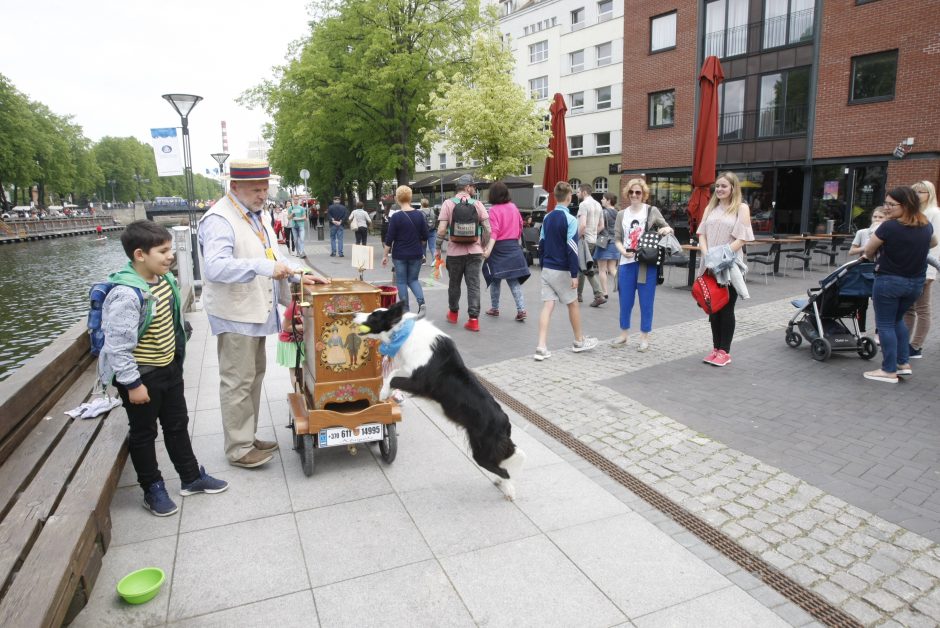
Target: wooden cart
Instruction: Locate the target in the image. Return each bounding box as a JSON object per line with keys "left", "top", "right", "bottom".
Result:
{"left": 287, "top": 279, "right": 401, "bottom": 476}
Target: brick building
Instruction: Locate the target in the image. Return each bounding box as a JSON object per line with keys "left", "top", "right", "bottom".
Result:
{"left": 620, "top": 0, "right": 940, "bottom": 238}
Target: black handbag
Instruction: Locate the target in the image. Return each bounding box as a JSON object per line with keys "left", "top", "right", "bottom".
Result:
{"left": 636, "top": 209, "right": 665, "bottom": 266}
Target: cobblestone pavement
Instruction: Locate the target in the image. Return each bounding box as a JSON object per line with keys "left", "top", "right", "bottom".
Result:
{"left": 476, "top": 297, "right": 940, "bottom": 626}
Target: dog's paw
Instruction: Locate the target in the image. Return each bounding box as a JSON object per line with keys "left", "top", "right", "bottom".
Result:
{"left": 379, "top": 384, "right": 391, "bottom": 401}
{"left": 498, "top": 479, "right": 516, "bottom": 501}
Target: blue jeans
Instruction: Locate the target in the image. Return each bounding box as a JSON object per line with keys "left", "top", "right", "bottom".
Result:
{"left": 426, "top": 231, "right": 437, "bottom": 259}
{"left": 330, "top": 224, "right": 344, "bottom": 255}
{"left": 489, "top": 278, "right": 525, "bottom": 312}
{"left": 873, "top": 274, "right": 924, "bottom": 372}
{"left": 393, "top": 258, "right": 425, "bottom": 311}
{"left": 618, "top": 262, "right": 658, "bottom": 332}
{"left": 292, "top": 225, "right": 305, "bottom": 256}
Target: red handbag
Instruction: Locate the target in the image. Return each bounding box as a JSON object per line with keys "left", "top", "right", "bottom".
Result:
{"left": 692, "top": 271, "right": 729, "bottom": 314}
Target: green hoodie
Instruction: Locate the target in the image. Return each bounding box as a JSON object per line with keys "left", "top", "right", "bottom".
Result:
{"left": 108, "top": 262, "right": 186, "bottom": 361}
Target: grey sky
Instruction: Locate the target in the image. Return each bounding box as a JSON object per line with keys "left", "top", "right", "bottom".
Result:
{"left": 1, "top": 0, "right": 312, "bottom": 176}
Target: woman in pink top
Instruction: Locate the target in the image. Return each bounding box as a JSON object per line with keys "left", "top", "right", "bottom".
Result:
{"left": 482, "top": 181, "right": 531, "bottom": 321}
{"left": 696, "top": 172, "right": 754, "bottom": 367}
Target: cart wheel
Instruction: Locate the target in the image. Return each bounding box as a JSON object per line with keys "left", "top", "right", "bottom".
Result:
{"left": 857, "top": 337, "right": 878, "bottom": 360}
{"left": 379, "top": 423, "right": 397, "bottom": 464}
{"left": 785, "top": 330, "right": 802, "bottom": 348}
{"left": 301, "top": 434, "right": 316, "bottom": 476}
{"left": 811, "top": 338, "right": 831, "bottom": 361}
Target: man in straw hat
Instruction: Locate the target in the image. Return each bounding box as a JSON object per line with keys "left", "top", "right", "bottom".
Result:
{"left": 199, "top": 159, "right": 329, "bottom": 469}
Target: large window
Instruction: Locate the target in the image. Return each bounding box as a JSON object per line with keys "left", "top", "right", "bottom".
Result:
{"left": 438, "top": 153, "right": 447, "bottom": 169}
{"left": 529, "top": 40, "right": 548, "bottom": 64}
{"left": 569, "top": 50, "right": 585, "bottom": 73}
{"left": 596, "top": 86, "right": 612, "bottom": 110}
{"left": 569, "top": 136, "right": 584, "bottom": 157}
{"left": 758, "top": 67, "right": 809, "bottom": 137}
{"left": 569, "top": 91, "right": 585, "bottom": 114}
{"left": 704, "top": 0, "right": 747, "bottom": 58}
{"left": 529, "top": 76, "right": 549, "bottom": 100}
{"left": 650, "top": 11, "right": 677, "bottom": 52}
{"left": 649, "top": 90, "right": 675, "bottom": 127}
{"left": 598, "top": 0, "right": 614, "bottom": 21}
{"left": 571, "top": 7, "right": 585, "bottom": 30}
{"left": 850, "top": 50, "right": 898, "bottom": 103}
{"left": 718, "top": 79, "right": 745, "bottom": 140}
{"left": 763, "top": 0, "right": 814, "bottom": 49}
{"left": 595, "top": 132, "right": 611, "bottom": 154}
{"left": 596, "top": 42, "right": 612, "bottom": 66}
{"left": 593, "top": 177, "right": 609, "bottom": 193}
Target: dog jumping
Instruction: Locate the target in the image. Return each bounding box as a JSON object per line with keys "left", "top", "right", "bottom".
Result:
{"left": 354, "top": 301, "right": 526, "bottom": 500}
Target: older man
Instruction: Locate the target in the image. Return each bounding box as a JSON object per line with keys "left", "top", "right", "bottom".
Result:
{"left": 199, "top": 159, "right": 328, "bottom": 468}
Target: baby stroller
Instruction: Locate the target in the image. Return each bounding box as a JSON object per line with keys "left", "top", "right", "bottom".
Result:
{"left": 785, "top": 257, "right": 877, "bottom": 362}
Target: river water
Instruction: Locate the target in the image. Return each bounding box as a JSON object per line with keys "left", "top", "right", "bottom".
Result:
{"left": 0, "top": 235, "right": 128, "bottom": 381}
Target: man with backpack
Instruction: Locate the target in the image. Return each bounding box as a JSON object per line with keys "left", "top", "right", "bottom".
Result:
{"left": 436, "top": 174, "right": 491, "bottom": 331}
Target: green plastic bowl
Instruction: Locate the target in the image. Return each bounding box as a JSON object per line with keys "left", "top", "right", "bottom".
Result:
{"left": 116, "top": 567, "right": 165, "bottom": 605}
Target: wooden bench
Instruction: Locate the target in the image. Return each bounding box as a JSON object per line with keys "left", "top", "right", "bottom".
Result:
{"left": 0, "top": 320, "right": 128, "bottom": 627}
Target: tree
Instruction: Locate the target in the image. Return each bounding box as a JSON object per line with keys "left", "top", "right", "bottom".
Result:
{"left": 424, "top": 27, "right": 551, "bottom": 180}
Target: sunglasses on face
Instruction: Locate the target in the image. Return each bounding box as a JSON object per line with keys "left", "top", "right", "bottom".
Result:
{"left": 628, "top": 190, "right": 643, "bottom": 196}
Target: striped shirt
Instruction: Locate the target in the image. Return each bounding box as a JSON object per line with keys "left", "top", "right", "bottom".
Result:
{"left": 133, "top": 277, "right": 175, "bottom": 366}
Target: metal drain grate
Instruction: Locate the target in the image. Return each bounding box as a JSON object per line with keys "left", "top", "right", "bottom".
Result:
{"left": 479, "top": 376, "right": 862, "bottom": 628}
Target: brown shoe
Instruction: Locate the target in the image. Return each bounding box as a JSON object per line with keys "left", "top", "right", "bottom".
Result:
{"left": 253, "top": 439, "right": 279, "bottom": 452}
{"left": 231, "top": 447, "right": 274, "bottom": 468}
{"left": 589, "top": 295, "right": 606, "bottom": 307}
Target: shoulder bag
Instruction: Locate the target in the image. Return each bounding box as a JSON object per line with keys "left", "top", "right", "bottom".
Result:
{"left": 636, "top": 207, "right": 664, "bottom": 266}
{"left": 692, "top": 270, "right": 730, "bottom": 314}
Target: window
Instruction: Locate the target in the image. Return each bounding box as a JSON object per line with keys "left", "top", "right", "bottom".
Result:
{"left": 595, "top": 133, "right": 611, "bottom": 154}
{"left": 499, "top": 0, "right": 515, "bottom": 17}
{"left": 568, "top": 178, "right": 582, "bottom": 187}
{"left": 438, "top": 153, "right": 447, "bottom": 169}
{"left": 523, "top": 164, "right": 533, "bottom": 176}
{"left": 471, "top": 159, "right": 482, "bottom": 166}
{"left": 593, "top": 177, "right": 608, "bottom": 193}
{"left": 571, "top": 7, "right": 585, "bottom": 30}
{"left": 455, "top": 157, "right": 464, "bottom": 168}
{"left": 758, "top": 67, "right": 809, "bottom": 136}
{"left": 850, "top": 50, "right": 898, "bottom": 103}
{"left": 649, "top": 90, "right": 675, "bottom": 127}
{"left": 569, "top": 50, "right": 585, "bottom": 73}
{"left": 529, "top": 40, "right": 548, "bottom": 64}
{"left": 598, "top": 0, "right": 613, "bottom": 21}
{"left": 763, "top": 0, "right": 814, "bottom": 49}
{"left": 529, "top": 76, "right": 549, "bottom": 100}
{"left": 718, "top": 79, "right": 745, "bottom": 140}
{"left": 596, "top": 42, "right": 612, "bottom": 66}
{"left": 425, "top": 163, "right": 432, "bottom": 171}
{"left": 651, "top": 11, "right": 677, "bottom": 52}
{"left": 596, "top": 86, "right": 612, "bottom": 110}
{"left": 569, "top": 136, "right": 584, "bottom": 157}
{"left": 704, "top": 0, "right": 747, "bottom": 58}
{"left": 569, "top": 91, "right": 585, "bottom": 113}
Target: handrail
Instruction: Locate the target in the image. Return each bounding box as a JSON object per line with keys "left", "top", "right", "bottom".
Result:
{"left": 719, "top": 102, "right": 809, "bottom": 142}
{"left": 704, "top": 7, "right": 814, "bottom": 59}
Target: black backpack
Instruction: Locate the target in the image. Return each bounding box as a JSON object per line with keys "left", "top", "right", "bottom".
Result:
{"left": 448, "top": 197, "right": 481, "bottom": 243}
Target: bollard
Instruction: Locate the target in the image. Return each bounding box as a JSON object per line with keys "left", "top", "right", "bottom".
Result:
{"left": 317, "top": 225, "right": 325, "bottom": 240}
{"left": 825, "top": 219, "right": 834, "bottom": 235}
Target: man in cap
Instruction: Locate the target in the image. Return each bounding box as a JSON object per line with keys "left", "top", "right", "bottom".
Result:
{"left": 199, "top": 159, "right": 329, "bottom": 469}
{"left": 436, "top": 174, "right": 491, "bottom": 331}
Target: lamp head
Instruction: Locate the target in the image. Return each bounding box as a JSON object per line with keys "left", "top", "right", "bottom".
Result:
{"left": 210, "top": 152, "right": 230, "bottom": 166}
{"left": 162, "top": 94, "right": 203, "bottom": 119}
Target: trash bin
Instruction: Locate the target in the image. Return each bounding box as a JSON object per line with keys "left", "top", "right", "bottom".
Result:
{"left": 378, "top": 285, "right": 398, "bottom": 308}
{"left": 825, "top": 219, "right": 834, "bottom": 234}
{"left": 317, "top": 225, "right": 325, "bottom": 240}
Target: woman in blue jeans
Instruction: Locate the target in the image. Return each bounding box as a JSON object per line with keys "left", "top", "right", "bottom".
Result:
{"left": 383, "top": 185, "right": 428, "bottom": 313}
{"left": 863, "top": 186, "right": 937, "bottom": 383}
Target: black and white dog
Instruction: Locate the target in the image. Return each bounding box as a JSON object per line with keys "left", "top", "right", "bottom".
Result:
{"left": 354, "top": 301, "right": 526, "bottom": 500}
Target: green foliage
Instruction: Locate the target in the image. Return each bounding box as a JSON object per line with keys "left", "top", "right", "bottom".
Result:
{"left": 424, "top": 27, "right": 550, "bottom": 180}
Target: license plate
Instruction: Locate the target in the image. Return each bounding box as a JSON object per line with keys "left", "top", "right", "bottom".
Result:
{"left": 318, "top": 423, "right": 384, "bottom": 448}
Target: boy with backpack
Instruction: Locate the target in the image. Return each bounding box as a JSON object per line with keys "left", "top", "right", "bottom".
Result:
{"left": 98, "top": 220, "right": 228, "bottom": 516}
{"left": 436, "top": 174, "right": 491, "bottom": 331}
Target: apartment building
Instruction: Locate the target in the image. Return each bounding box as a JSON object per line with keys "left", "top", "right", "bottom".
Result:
{"left": 417, "top": 0, "right": 625, "bottom": 207}
{"left": 621, "top": 0, "right": 940, "bottom": 236}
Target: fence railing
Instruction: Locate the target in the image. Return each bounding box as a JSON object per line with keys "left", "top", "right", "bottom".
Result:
{"left": 0, "top": 216, "right": 117, "bottom": 238}
{"left": 719, "top": 102, "right": 809, "bottom": 142}
{"left": 703, "top": 7, "right": 814, "bottom": 59}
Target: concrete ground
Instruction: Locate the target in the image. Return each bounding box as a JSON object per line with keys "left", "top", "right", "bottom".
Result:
{"left": 74, "top": 229, "right": 940, "bottom": 627}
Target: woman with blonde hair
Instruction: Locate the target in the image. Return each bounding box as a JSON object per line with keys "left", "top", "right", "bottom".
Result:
{"left": 383, "top": 185, "right": 428, "bottom": 313}
{"left": 696, "top": 172, "right": 754, "bottom": 366}
{"left": 903, "top": 180, "right": 940, "bottom": 359}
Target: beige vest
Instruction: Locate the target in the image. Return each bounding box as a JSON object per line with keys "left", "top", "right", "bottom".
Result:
{"left": 200, "top": 196, "right": 281, "bottom": 324}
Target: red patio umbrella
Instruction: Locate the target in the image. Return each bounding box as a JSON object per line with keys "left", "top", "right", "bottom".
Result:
{"left": 687, "top": 56, "right": 724, "bottom": 237}
{"left": 542, "top": 93, "right": 568, "bottom": 213}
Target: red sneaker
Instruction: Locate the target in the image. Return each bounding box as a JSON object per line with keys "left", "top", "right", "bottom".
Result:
{"left": 464, "top": 318, "right": 480, "bottom": 332}
{"left": 711, "top": 350, "right": 731, "bottom": 367}
{"left": 446, "top": 310, "right": 458, "bottom": 324}
{"left": 703, "top": 348, "right": 718, "bottom": 364}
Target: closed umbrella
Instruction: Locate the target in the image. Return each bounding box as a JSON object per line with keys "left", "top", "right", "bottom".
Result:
{"left": 687, "top": 56, "right": 724, "bottom": 237}
{"left": 542, "top": 93, "right": 568, "bottom": 213}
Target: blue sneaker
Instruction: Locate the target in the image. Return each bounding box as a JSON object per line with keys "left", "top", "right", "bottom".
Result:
{"left": 909, "top": 345, "right": 923, "bottom": 359}
{"left": 143, "top": 480, "right": 178, "bottom": 517}
{"left": 180, "top": 466, "right": 229, "bottom": 496}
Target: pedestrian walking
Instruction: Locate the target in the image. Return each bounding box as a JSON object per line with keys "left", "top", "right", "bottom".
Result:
{"left": 482, "top": 181, "right": 530, "bottom": 322}
{"left": 593, "top": 192, "right": 620, "bottom": 300}
{"left": 696, "top": 172, "right": 755, "bottom": 367}
{"left": 576, "top": 183, "right": 606, "bottom": 307}
{"left": 328, "top": 196, "right": 349, "bottom": 257}
{"left": 903, "top": 180, "right": 940, "bottom": 359}
{"left": 383, "top": 185, "right": 427, "bottom": 313}
{"left": 350, "top": 201, "right": 372, "bottom": 245}
{"left": 288, "top": 195, "right": 307, "bottom": 257}
{"left": 420, "top": 198, "right": 437, "bottom": 263}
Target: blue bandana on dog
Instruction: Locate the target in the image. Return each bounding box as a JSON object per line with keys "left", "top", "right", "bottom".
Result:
{"left": 379, "top": 318, "right": 415, "bottom": 358}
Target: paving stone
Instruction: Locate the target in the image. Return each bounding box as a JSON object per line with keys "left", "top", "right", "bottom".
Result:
{"left": 898, "top": 567, "right": 936, "bottom": 592}
{"left": 862, "top": 589, "right": 907, "bottom": 613}
{"left": 830, "top": 571, "right": 868, "bottom": 594}
{"left": 810, "top": 580, "right": 851, "bottom": 606}
{"left": 841, "top": 599, "right": 883, "bottom": 626}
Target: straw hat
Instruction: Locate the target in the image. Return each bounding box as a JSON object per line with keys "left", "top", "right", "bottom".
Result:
{"left": 227, "top": 159, "right": 272, "bottom": 181}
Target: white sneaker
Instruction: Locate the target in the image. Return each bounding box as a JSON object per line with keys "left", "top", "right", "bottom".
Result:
{"left": 533, "top": 347, "right": 552, "bottom": 361}
{"left": 572, "top": 336, "right": 598, "bottom": 353}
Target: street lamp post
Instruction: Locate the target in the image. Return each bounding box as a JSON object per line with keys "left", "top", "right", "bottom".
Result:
{"left": 133, "top": 170, "right": 150, "bottom": 202}
{"left": 211, "top": 152, "right": 229, "bottom": 194}
{"left": 107, "top": 179, "right": 117, "bottom": 204}
{"left": 162, "top": 93, "right": 203, "bottom": 278}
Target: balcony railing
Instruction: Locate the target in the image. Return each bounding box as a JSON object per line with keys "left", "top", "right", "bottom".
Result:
{"left": 763, "top": 8, "right": 814, "bottom": 49}
{"left": 703, "top": 7, "right": 814, "bottom": 59}
{"left": 719, "top": 102, "right": 809, "bottom": 142}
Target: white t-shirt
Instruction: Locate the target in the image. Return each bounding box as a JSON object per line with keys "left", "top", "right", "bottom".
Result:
{"left": 578, "top": 196, "right": 603, "bottom": 244}
{"left": 620, "top": 205, "right": 649, "bottom": 265}
{"left": 851, "top": 227, "right": 872, "bottom": 249}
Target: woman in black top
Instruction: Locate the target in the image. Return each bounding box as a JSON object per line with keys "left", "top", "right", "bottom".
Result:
{"left": 863, "top": 186, "right": 938, "bottom": 383}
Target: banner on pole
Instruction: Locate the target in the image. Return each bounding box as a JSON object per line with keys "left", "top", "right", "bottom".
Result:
{"left": 151, "top": 128, "right": 184, "bottom": 177}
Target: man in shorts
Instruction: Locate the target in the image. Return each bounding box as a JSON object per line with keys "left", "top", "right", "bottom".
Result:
{"left": 534, "top": 181, "right": 598, "bottom": 361}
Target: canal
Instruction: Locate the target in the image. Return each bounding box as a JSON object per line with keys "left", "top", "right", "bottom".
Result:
{"left": 0, "top": 235, "right": 128, "bottom": 381}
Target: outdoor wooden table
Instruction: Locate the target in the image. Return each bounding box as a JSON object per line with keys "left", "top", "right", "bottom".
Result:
{"left": 680, "top": 244, "right": 701, "bottom": 288}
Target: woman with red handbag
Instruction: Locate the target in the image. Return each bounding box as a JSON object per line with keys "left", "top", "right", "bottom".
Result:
{"left": 696, "top": 172, "right": 754, "bottom": 366}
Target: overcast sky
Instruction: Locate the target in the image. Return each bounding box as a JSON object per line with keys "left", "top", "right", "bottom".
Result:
{"left": 1, "top": 0, "right": 313, "bottom": 175}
